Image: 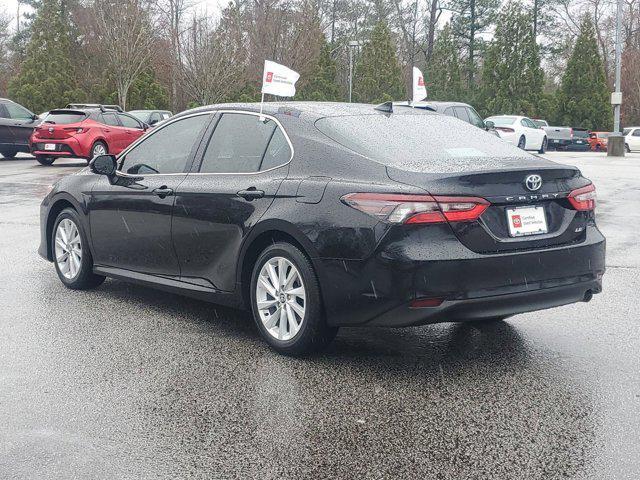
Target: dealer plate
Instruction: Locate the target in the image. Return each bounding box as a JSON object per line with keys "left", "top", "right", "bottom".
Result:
{"left": 44, "top": 143, "right": 56, "bottom": 151}
{"left": 506, "top": 206, "right": 548, "bottom": 237}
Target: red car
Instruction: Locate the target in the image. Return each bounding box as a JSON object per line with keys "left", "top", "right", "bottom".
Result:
{"left": 30, "top": 107, "right": 148, "bottom": 165}
{"left": 588, "top": 131, "right": 609, "bottom": 152}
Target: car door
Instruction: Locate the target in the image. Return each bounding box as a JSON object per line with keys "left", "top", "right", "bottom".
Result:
{"left": 172, "top": 111, "right": 292, "bottom": 292}
{"left": 521, "top": 117, "right": 542, "bottom": 149}
{"left": 629, "top": 129, "right": 640, "bottom": 151}
{"left": 101, "top": 112, "right": 126, "bottom": 152}
{"left": 0, "top": 103, "right": 14, "bottom": 149}
{"left": 117, "top": 113, "right": 147, "bottom": 148}
{"left": 88, "top": 112, "right": 212, "bottom": 276}
{"left": 5, "top": 101, "right": 39, "bottom": 148}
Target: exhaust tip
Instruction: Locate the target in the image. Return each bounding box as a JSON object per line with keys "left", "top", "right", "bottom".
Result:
{"left": 583, "top": 290, "right": 593, "bottom": 302}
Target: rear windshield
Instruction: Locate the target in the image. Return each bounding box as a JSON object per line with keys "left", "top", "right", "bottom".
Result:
{"left": 315, "top": 113, "right": 529, "bottom": 172}
{"left": 597, "top": 132, "right": 609, "bottom": 138}
{"left": 486, "top": 116, "right": 516, "bottom": 126}
{"left": 623, "top": 128, "right": 631, "bottom": 135}
{"left": 44, "top": 112, "right": 87, "bottom": 124}
{"left": 573, "top": 130, "right": 589, "bottom": 138}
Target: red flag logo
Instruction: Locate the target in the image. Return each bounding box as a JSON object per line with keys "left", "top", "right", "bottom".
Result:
{"left": 512, "top": 215, "right": 522, "bottom": 228}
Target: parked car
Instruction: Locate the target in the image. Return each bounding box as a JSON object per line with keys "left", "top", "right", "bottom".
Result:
{"left": 564, "top": 128, "right": 591, "bottom": 151}
{"left": 0, "top": 98, "right": 42, "bottom": 159}
{"left": 539, "top": 124, "right": 573, "bottom": 151}
{"left": 395, "top": 101, "right": 498, "bottom": 135}
{"left": 39, "top": 102, "right": 605, "bottom": 355}
{"left": 30, "top": 106, "right": 148, "bottom": 165}
{"left": 588, "top": 132, "right": 609, "bottom": 151}
{"left": 128, "top": 110, "right": 173, "bottom": 127}
{"left": 485, "top": 115, "right": 548, "bottom": 153}
{"left": 623, "top": 127, "right": 640, "bottom": 152}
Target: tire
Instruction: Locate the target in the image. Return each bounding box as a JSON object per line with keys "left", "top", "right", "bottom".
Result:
{"left": 250, "top": 242, "right": 338, "bottom": 355}
{"left": 517, "top": 136, "right": 526, "bottom": 150}
{"left": 36, "top": 155, "right": 55, "bottom": 166}
{"left": 0, "top": 148, "right": 18, "bottom": 159}
{"left": 595, "top": 144, "right": 601, "bottom": 152}
{"left": 538, "top": 137, "right": 547, "bottom": 154}
{"left": 90, "top": 141, "right": 108, "bottom": 159}
{"left": 52, "top": 208, "right": 105, "bottom": 290}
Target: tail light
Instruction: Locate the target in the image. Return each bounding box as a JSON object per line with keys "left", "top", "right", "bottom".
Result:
{"left": 63, "top": 127, "right": 88, "bottom": 134}
{"left": 341, "top": 193, "right": 490, "bottom": 224}
{"left": 570, "top": 128, "right": 574, "bottom": 140}
{"left": 495, "top": 127, "right": 514, "bottom": 133}
{"left": 567, "top": 184, "right": 596, "bottom": 211}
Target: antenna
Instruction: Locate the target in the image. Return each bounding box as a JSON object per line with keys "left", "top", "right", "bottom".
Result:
{"left": 374, "top": 102, "right": 393, "bottom": 114}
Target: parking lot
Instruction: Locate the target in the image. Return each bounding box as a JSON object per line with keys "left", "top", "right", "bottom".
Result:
{"left": 0, "top": 151, "right": 638, "bottom": 479}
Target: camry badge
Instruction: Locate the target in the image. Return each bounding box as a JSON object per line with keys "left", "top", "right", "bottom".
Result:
{"left": 525, "top": 174, "right": 542, "bottom": 191}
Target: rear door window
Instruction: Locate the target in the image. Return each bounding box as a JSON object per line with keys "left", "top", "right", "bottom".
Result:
{"left": 199, "top": 113, "right": 288, "bottom": 173}
{"left": 5, "top": 102, "right": 34, "bottom": 120}
{"left": 119, "top": 113, "right": 142, "bottom": 129}
{"left": 453, "top": 107, "right": 470, "bottom": 124}
{"left": 634, "top": 129, "right": 640, "bottom": 137}
{"left": 102, "top": 113, "right": 120, "bottom": 127}
{"left": 466, "top": 107, "right": 485, "bottom": 128}
{"left": 443, "top": 107, "right": 455, "bottom": 118}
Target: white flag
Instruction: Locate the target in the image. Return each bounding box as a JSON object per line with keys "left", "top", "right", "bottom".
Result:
{"left": 262, "top": 60, "right": 300, "bottom": 97}
{"left": 412, "top": 67, "right": 427, "bottom": 103}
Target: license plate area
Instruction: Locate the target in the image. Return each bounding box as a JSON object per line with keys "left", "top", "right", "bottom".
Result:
{"left": 506, "top": 206, "right": 548, "bottom": 237}
{"left": 44, "top": 143, "right": 56, "bottom": 151}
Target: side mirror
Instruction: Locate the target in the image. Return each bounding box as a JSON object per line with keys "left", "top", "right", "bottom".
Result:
{"left": 485, "top": 120, "right": 495, "bottom": 130}
{"left": 90, "top": 154, "right": 117, "bottom": 177}
{"left": 32, "top": 114, "right": 39, "bottom": 121}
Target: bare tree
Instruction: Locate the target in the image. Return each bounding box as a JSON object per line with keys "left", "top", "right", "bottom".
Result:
{"left": 94, "top": 0, "right": 159, "bottom": 109}
{"left": 0, "top": 10, "right": 9, "bottom": 95}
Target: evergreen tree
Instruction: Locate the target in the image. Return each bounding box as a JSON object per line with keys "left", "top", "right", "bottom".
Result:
{"left": 297, "top": 42, "right": 341, "bottom": 101}
{"left": 353, "top": 21, "right": 405, "bottom": 103}
{"left": 425, "top": 24, "right": 463, "bottom": 101}
{"left": 556, "top": 16, "right": 612, "bottom": 130}
{"left": 126, "top": 71, "right": 170, "bottom": 110}
{"left": 8, "top": 0, "right": 83, "bottom": 113}
{"left": 479, "top": 1, "right": 543, "bottom": 117}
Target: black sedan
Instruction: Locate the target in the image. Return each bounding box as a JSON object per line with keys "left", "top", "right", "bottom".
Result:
{"left": 38, "top": 103, "right": 605, "bottom": 355}
{"left": 0, "top": 98, "right": 42, "bottom": 159}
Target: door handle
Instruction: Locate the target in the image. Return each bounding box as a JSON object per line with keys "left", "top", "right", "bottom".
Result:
{"left": 153, "top": 186, "right": 174, "bottom": 198}
{"left": 237, "top": 188, "right": 265, "bottom": 200}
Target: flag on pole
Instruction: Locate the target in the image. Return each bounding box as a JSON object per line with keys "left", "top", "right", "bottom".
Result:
{"left": 262, "top": 60, "right": 300, "bottom": 97}
{"left": 412, "top": 67, "right": 427, "bottom": 103}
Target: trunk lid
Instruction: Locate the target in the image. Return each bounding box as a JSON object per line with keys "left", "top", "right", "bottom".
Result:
{"left": 387, "top": 163, "right": 592, "bottom": 254}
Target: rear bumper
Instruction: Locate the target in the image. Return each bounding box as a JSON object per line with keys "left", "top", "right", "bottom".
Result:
{"left": 318, "top": 226, "right": 605, "bottom": 327}
{"left": 30, "top": 137, "right": 87, "bottom": 158}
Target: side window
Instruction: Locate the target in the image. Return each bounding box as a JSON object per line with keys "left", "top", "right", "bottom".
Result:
{"left": 453, "top": 106, "right": 470, "bottom": 123}
{"left": 118, "top": 114, "right": 142, "bottom": 129}
{"left": 443, "top": 107, "right": 455, "bottom": 117}
{"left": 521, "top": 119, "right": 529, "bottom": 127}
{"left": 5, "top": 102, "right": 34, "bottom": 120}
{"left": 120, "top": 114, "right": 210, "bottom": 175}
{"left": 199, "top": 113, "right": 288, "bottom": 173}
{"left": 467, "top": 107, "right": 485, "bottom": 129}
{"left": 261, "top": 127, "right": 292, "bottom": 171}
{"left": 633, "top": 129, "right": 640, "bottom": 137}
{"left": 0, "top": 104, "right": 9, "bottom": 119}
{"left": 102, "top": 113, "right": 120, "bottom": 127}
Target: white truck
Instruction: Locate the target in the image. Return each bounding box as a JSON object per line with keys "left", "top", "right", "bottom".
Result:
{"left": 533, "top": 119, "right": 573, "bottom": 151}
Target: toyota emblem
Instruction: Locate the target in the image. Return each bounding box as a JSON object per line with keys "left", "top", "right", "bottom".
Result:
{"left": 48, "top": 127, "right": 54, "bottom": 133}
{"left": 525, "top": 174, "right": 542, "bottom": 191}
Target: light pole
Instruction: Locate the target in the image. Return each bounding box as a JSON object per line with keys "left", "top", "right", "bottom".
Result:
{"left": 609, "top": 0, "right": 624, "bottom": 156}
{"left": 348, "top": 40, "right": 360, "bottom": 103}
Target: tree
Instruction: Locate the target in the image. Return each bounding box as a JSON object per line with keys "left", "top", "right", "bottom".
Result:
{"left": 424, "top": 23, "right": 462, "bottom": 101}
{"left": 94, "top": 0, "right": 157, "bottom": 110}
{"left": 297, "top": 42, "right": 341, "bottom": 101}
{"left": 480, "top": 1, "right": 544, "bottom": 117}
{"left": 556, "top": 16, "right": 612, "bottom": 130}
{"left": 8, "top": 0, "right": 84, "bottom": 112}
{"left": 353, "top": 21, "right": 405, "bottom": 103}
{"left": 0, "top": 10, "right": 10, "bottom": 96}
{"left": 447, "top": 0, "right": 499, "bottom": 88}
{"left": 126, "top": 71, "right": 170, "bottom": 110}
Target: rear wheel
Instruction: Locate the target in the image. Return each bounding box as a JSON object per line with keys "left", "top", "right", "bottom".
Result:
{"left": 517, "top": 136, "right": 526, "bottom": 150}
{"left": 52, "top": 208, "right": 105, "bottom": 289}
{"left": 90, "top": 141, "right": 108, "bottom": 159}
{"left": 595, "top": 144, "right": 601, "bottom": 152}
{"left": 0, "top": 148, "right": 18, "bottom": 159}
{"left": 538, "top": 137, "right": 547, "bottom": 154}
{"left": 36, "top": 155, "right": 55, "bottom": 166}
{"left": 250, "top": 242, "right": 337, "bottom": 355}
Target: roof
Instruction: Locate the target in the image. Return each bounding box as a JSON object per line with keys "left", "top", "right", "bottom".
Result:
{"left": 177, "top": 101, "right": 437, "bottom": 121}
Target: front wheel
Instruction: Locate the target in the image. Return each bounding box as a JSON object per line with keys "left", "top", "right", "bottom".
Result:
{"left": 0, "top": 148, "right": 18, "bottom": 159}
{"left": 538, "top": 137, "right": 547, "bottom": 154}
{"left": 517, "top": 136, "right": 526, "bottom": 150}
{"left": 52, "top": 208, "right": 105, "bottom": 289}
{"left": 250, "top": 242, "right": 337, "bottom": 355}
{"left": 36, "top": 155, "right": 55, "bottom": 166}
{"left": 626, "top": 144, "right": 631, "bottom": 153}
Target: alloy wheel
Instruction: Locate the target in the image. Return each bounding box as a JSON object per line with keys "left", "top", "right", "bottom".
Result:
{"left": 255, "top": 256, "right": 306, "bottom": 341}
{"left": 55, "top": 218, "right": 83, "bottom": 279}
{"left": 92, "top": 143, "right": 107, "bottom": 157}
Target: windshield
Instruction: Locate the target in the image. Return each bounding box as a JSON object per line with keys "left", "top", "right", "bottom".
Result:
{"left": 129, "top": 110, "right": 152, "bottom": 122}
{"left": 316, "top": 113, "right": 530, "bottom": 173}
{"left": 573, "top": 130, "right": 589, "bottom": 139}
{"left": 486, "top": 116, "right": 516, "bottom": 126}
{"left": 44, "top": 112, "right": 87, "bottom": 124}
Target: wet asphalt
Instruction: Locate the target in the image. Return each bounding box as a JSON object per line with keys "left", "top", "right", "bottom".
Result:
{"left": 0, "top": 152, "right": 638, "bottom": 479}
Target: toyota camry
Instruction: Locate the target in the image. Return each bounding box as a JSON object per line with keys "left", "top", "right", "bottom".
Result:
{"left": 38, "top": 103, "right": 605, "bottom": 355}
